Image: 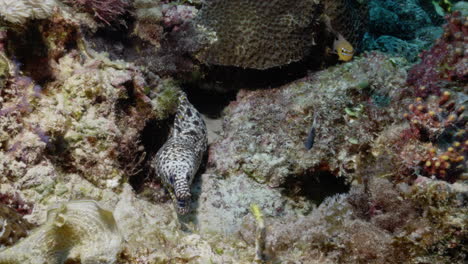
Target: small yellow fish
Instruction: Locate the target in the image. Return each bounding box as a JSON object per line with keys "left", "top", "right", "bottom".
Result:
{"left": 333, "top": 34, "right": 354, "bottom": 62}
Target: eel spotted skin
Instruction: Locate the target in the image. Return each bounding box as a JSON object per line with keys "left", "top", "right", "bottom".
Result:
{"left": 152, "top": 92, "right": 208, "bottom": 214}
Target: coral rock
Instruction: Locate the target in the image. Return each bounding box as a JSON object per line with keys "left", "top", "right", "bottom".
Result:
{"left": 210, "top": 52, "right": 410, "bottom": 186}
{"left": 0, "top": 200, "right": 122, "bottom": 264}
{"left": 407, "top": 11, "right": 468, "bottom": 98}
{"left": 0, "top": 204, "right": 34, "bottom": 247}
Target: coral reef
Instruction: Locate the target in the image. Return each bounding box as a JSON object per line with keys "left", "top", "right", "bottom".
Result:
{"left": 194, "top": 0, "right": 369, "bottom": 69}
{"left": 237, "top": 177, "right": 467, "bottom": 263}
{"left": 209, "top": 52, "right": 410, "bottom": 187}
{"left": 0, "top": 49, "right": 155, "bottom": 188}
{"left": 407, "top": 11, "right": 468, "bottom": 98}
{"left": 365, "top": 35, "right": 423, "bottom": 62}
{"left": 195, "top": 172, "right": 300, "bottom": 234}
{"left": 399, "top": 92, "right": 467, "bottom": 182}
{"left": 194, "top": 0, "right": 322, "bottom": 69}
{"left": 404, "top": 92, "right": 466, "bottom": 142}
{"left": 0, "top": 200, "right": 122, "bottom": 264}
{"left": 0, "top": 1, "right": 466, "bottom": 262}
{"left": 0, "top": 6, "right": 180, "bottom": 189}
{"left": 0, "top": 193, "right": 33, "bottom": 215}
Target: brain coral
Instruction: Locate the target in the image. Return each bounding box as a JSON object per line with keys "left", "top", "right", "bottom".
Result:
{"left": 194, "top": 0, "right": 368, "bottom": 69}
{"left": 0, "top": 200, "right": 122, "bottom": 264}
{"left": 195, "top": 0, "right": 322, "bottom": 69}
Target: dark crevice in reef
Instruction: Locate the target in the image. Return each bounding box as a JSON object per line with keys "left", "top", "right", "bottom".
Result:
{"left": 81, "top": 16, "right": 141, "bottom": 62}
{"left": 45, "top": 133, "right": 74, "bottom": 172}
{"left": 129, "top": 118, "right": 172, "bottom": 193}
{"left": 185, "top": 22, "right": 336, "bottom": 93}
{"left": 6, "top": 26, "right": 53, "bottom": 85}
{"left": 283, "top": 169, "right": 350, "bottom": 205}
{"left": 183, "top": 86, "right": 237, "bottom": 119}
{"left": 192, "top": 56, "right": 323, "bottom": 93}
{"left": 115, "top": 81, "right": 137, "bottom": 111}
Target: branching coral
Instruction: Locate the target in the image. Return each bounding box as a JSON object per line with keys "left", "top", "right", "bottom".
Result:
{"left": 419, "top": 142, "right": 467, "bottom": 182}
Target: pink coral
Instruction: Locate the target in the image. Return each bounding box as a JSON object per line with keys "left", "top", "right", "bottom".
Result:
{"left": 161, "top": 4, "right": 197, "bottom": 31}
{"left": 0, "top": 192, "right": 33, "bottom": 215}
{"left": 67, "top": 0, "right": 129, "bottom": 25}
{"left": 407, "top": 11, "right": 468, "bottom": 98}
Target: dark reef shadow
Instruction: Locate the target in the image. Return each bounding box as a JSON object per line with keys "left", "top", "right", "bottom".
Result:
{"left": 283, "top": 169, "right": 350, "bottom": 205}
{"left": 129, "top": 118, "right": 172, "bottom": 193}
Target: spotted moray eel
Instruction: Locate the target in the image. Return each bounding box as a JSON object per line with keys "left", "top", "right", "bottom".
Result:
{"left": 152, "top": 92, "right": 208, "bottom": 214}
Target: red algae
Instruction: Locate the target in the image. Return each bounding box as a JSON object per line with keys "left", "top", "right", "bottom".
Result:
{"left": 407, "top": 11, "right": 468, "bottom": 98}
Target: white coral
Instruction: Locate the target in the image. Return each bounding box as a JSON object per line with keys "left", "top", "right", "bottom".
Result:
{"left": 28, "top": 0, "right": 56, "bottom": 19}
{"left": 0, "top": 0, "right": 32, "bottom": 24}
{"left": 0, "top": 0, "right": 56, "bottom": 24}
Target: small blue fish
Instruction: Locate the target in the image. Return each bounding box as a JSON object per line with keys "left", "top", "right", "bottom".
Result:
{"left": 304, "top": 112, "right": 319, "bottom": 150}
